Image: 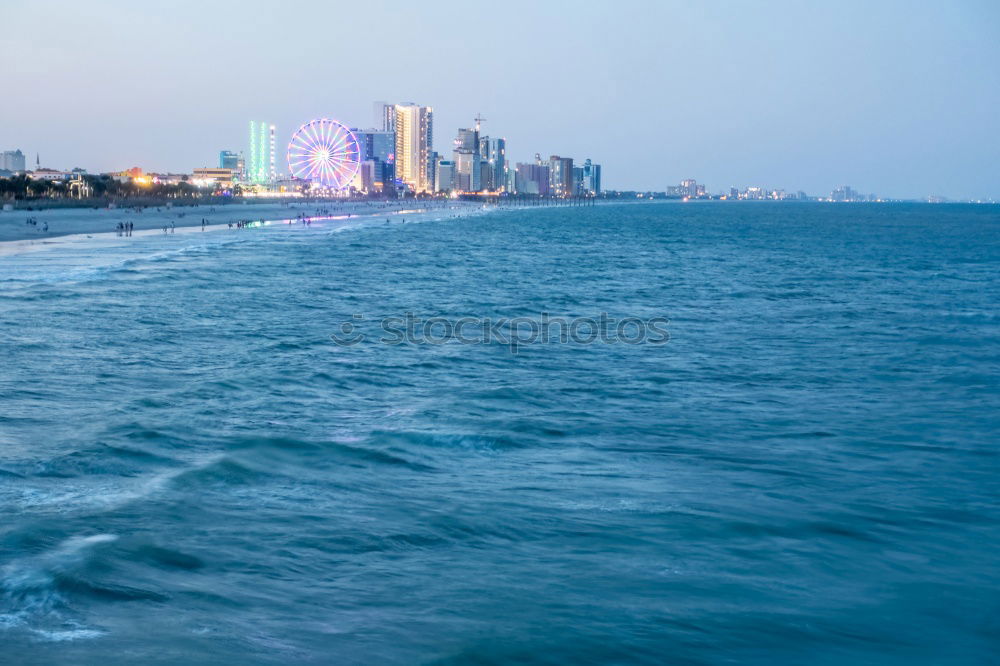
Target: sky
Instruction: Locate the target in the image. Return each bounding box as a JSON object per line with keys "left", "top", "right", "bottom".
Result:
{"left": 2, "top": 0, "right": 998, "bottom": 199}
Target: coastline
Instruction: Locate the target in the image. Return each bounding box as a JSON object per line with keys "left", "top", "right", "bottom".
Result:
{"left": 0, "top": 198, "right": 626, "bottom": 258}
{"left": 0, "top": 199, "right": 462, "bottom": 244}
{"left": 0, "top": 200, "right": 495, "bottom": 259}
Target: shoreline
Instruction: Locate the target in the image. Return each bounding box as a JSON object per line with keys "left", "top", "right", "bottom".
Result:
{"left": 0, "top": 201, "right": 496, "bottom": 259}
{"left": 0, "top": 199, "right": 654, "bottom": 260}
{"left": 0, "top": 199, "right": 464, "bottom": 244}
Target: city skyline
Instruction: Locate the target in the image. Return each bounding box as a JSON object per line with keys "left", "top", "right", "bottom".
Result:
{"left": 2, "top": 1, "right": 999, "bottom": 199}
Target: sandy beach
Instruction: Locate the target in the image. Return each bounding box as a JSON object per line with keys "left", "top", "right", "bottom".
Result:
{"left": 0, "top": 199, "right": 490, "bottom": 258}
{"left": 0, "top": 199, "right": 465, "bottom": 244}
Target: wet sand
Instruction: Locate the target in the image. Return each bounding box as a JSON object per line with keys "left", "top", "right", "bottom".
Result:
{"left": 0, "top": 202, "right": 491, "bottom": 258}
{"left": 0, "top": 200, "right": 459, "bottom": 244}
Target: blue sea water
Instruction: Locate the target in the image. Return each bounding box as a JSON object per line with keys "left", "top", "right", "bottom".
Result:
{"left": 0, "top": 202, "right": 998, "bottom": 664}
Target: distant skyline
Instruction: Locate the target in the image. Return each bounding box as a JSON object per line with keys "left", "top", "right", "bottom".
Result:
{"left": 2, "top": 0, "right": 998, "bottom": 199}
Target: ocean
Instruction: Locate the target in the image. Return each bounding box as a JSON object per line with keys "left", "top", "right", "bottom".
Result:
{"left": 0, "top": 202, "right": 997, "bottom": 664}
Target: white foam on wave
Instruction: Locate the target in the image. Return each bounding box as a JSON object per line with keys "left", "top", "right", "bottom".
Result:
{"left": 0, "top": 203, "right": 489, "bottom": 288}
{"left": 0, "top": 533, "right": 119, "bottom": 638}
{"left": 32, "top": 627, "right": 106, "bottom": 642}
{"left": 5, "top": 453, "right": 226, "bottom": 516}
{"left": 2, "top": 533, "right": 119, "bottom": 592}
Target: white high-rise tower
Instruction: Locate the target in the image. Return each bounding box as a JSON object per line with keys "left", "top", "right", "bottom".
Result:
{"left": 394, "top": 104, "right": 433, "bottom": 193}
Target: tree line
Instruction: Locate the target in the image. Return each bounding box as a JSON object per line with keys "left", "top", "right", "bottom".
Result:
{"left": 0, "top": 174, "right": 209, "bottom": 200}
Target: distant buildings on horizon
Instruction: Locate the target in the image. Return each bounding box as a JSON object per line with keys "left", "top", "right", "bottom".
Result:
{"left": 3, "top": 131, "right": 992, "bottom": 203}
{"left": 654, "top": 178, "right": 881, "bottom": 203}
{"left": 1, "top": 98, "right": 605, "bottom": 198}
{"left": 2, "top": 149, "right": 26, "bottom": 174}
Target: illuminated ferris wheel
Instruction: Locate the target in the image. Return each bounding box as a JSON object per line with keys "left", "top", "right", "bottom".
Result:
{"left": 286, "top": 118, "right": 361, "bottom": 189}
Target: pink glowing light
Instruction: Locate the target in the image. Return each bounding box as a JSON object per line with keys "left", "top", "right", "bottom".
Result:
{"left": 287, "top": 118, "right": 361, "bottom": 189}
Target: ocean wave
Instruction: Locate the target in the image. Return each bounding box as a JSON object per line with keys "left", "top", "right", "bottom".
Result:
{"left": 365, "top": 429, "right": 524, "bottom": 453}
{"left": 5, "top": 454, "right": 222, "bottom": 516}
{"left": 0, "top": 533, "right": 184, "bottom": 642}
{"left": 31, "top": 627, "right": 106, "bottom": 642}
{"left": 225, "top": 435, "right": 435, "bottom": 472}
{"left": 0, "top": 534, "right": 117, "bottom": 636}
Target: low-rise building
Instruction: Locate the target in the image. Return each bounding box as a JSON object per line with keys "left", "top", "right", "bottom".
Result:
{"left": 192, "top": 168, "right": 235, "bottom": 188}
{"left": 30, "top": 168, "right": 76, "bottom": 181}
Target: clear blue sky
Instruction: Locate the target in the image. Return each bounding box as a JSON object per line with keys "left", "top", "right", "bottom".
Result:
{"left": 3, "top": 0, "right": 998, "bottom": 199}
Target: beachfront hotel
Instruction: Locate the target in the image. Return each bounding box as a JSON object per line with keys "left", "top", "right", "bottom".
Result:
{"left": 393, "top": 103, "right": 434, "bottom": 193}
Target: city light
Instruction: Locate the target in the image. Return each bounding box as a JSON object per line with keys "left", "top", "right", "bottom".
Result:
{"left": 286, "top": 118, "right": 361, "bottom": 190}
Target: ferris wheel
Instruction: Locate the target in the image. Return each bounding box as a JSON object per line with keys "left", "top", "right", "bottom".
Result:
{"left": 286, "top": 118, "right": 361, "bottom": 189}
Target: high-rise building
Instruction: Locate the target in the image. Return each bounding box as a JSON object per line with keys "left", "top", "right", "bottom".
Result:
{"left": 356, "top": 160, "right": 377, "bottom": 193}
{"left": 548, "top": 155, "right": 574, "bottom": 197}
{"left": 427, "top": 151, "right": 439, "bottom": 192}
{"left": 668, "top": 179, "right": 704, "bottom": 198}
{"left": 494, "top": 139, "right": 507, "bottom": 192}
{"left": 435, "top": 159, "right": 455, "bottom": 193}
{"left": 394, "top": 104, "right": 433, "bottom": 193}
{"left": 582, "top": 159, "right": 601, "bottom": 195}
{"left": 454, "top": 151, "right": 480, "bottom": 192}
{"left": 832, "top": 185, "right": 859, "bottom": 201}
{"left": 515, "top": 163, "right": 550, "bottom": 196}
{"left": 219, "top": 151, "right": 244, "bottom": 180}
{"left": 374, "top": 101, "right": 396, "bottom": 133}
{"left": 454, "top": 128, "right": 478, "bottom": 152}
{"left": 572, "top": 166, "right": 584, "bottom": 196}
{"left": 352, "top": 129, "right": 396, "bottom": 191}
{"left": 453, "top": 126, "right": 481, "bottom": 192}
{"left": 481, "top": 138, "right": 496, "bottom": 191}
{"left": 478, "top": 137, "right": 507, "bottom": 192}
{"left": 247, "top": 121, "right": 275, "bottom": 184}
{"left": 2, "top": 149, "right": 26, "bottom": 173}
